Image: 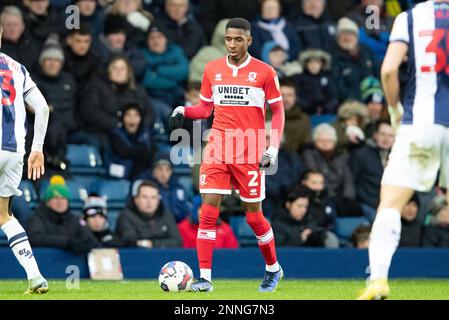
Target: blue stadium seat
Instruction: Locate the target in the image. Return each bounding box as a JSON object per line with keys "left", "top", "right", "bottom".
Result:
{"left": 66, "top": 144, "right": 106, "bottom": 175}
{"left": 310, "top": 114, "right": 337, "bottom": 128}
{"left": 39, "top": 179, "right": 89, "bottom": 210}
{"left": 176, "top": 175, "right": 194, "bottom": 200}
{"left": 229, "top": 216, "right": 257, "bottom": 247}
{"left": 91, "top": 179, "right": 130, "bottom": 210}
{"left": 18, "top": 180, "right": 39, "bottom": 209}
{"left": 107, "top": 209, "right": 121, "bottom": 231}
{"left": 335, "top": 217, "right": 370, "bottom": 243}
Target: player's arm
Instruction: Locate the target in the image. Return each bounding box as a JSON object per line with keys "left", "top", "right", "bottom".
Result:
{"left": 260, "top": 70, "right": 285, "bottom": 168}
{"left": 382, "top": 11, "right": 409, "bottom": 131}
{"left": 24, "top": 86, "right": 49, "bottom": 180}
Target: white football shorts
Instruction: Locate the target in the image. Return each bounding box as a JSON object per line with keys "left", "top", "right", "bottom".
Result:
{"left": 0, "top": 150, "right": 24, "bottom": 197}
{"left": 382, "top": 124, "right": 449, "bottom": 191}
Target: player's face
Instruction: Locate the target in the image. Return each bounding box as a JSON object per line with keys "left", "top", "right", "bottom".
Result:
{"left": 302, "top": 0, "right": 325, "bottom": 19}
{"left": 280, "top": 86, "right": 296, "bottom": 110}
{"left": 25, "top": 0, "right": 49, "bottom": 16}
{"left": 166, "top": 0, "right": 189, "bottom": 22}
{"left": 225, "top": 28, "right": 252, "bottom": 61}
{"left": 41, "top": 58, "right": 63, "bottom": 77}
{"left": 47, "top": 197, "right": 69, "bottom": 214}
{"left": 134, "top": 186, "right": 161, "bottom": 216}
{"left": 374, "top": 123, "right": 395, "bottom": 150}
{"left": 152, "top": 165, "right": 172, "bottom": 186}
{"left": 402, "top": 201, "right": 418, "bottom": 222}
{"left": 261, "top": 0, "right": 280, "bottom": 20}
{"left": 286, "top": 197, "right": 309, "bottom": 221}
{"left": 123, "top": 108, "right": 141, "bottom": 134}
{"left": 86, "top": 214, "right": 107, "bottom": 232}
{"left": 302, "top": 173, "right": 325, "bottom": 192}
{"left": 76, "top": 0, "right": 97, "bottom": 16}
{"left": 1, "top": 14, "right": 25, "bottom": 43}
{"left": 67, "top": 34, "right": 92, "bottom": 56}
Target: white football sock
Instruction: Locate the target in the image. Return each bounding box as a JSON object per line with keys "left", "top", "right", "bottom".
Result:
{"left": 200, "top": 268, "right": 212, "bottom": 283}
{"left": 368, "top": 208, "right": 401, "bottom": 281}
{"left": 266, "top": 262, "right": 280, "bottom": 273}
{"left": 1, "top": 218, "right": 41, "bottom": 280}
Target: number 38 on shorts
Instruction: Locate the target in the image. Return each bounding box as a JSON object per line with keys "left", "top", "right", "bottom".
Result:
{"left": 199, "top": 162, "right": 265, "bottom": 203}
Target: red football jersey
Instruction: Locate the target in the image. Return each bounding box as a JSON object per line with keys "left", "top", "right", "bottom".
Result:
{"left": 200, "top": 55, "right": 282, "bottom": 164}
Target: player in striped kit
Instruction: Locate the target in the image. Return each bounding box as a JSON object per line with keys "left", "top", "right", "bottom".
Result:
{"left": 0, "top": 25, "right": 50, "bottom": 294}
{"left": 358, "top": 0, "right": 449, "bottom": 299}
{"left": 169, "top": 18, "right": 285, "bottom": 292}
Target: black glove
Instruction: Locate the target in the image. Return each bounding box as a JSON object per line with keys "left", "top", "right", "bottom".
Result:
{"left": 169, "top": 106, "right": 185, "bottom": 131}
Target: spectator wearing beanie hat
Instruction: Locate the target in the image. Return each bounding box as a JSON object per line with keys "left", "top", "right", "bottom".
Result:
{"left": 360, "top": 76, "right": 389, "bottom": 139}
{"left": 97, "top": 13, "right": 146, "bottom": 80}
{"left": 83, "top": 194, "right": 123, "bottom": 247}
{"left": 332, "top": 17, "right": 378, "bottom": 103}
{"left": 27, "top": 176, "right": 98, "bottom": 254}
{"left": 422, "top": 195, "right": 449, "bottom": 247}
{"left": 34, "top": 34, "right": 77, "bottom": 174}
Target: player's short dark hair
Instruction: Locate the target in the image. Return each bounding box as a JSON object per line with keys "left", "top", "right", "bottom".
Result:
{"left": 68, "top": 24, "right": 92, "bottom": 37}
{"left": 300, "top": 169, "right": 324, "bottom": 182}
{"left": 226, "top": 18, "right": 251, "bottom": 33}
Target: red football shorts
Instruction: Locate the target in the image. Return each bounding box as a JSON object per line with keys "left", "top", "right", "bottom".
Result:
{"left": 199, "top": 162, "right": 265, "bottom": 203}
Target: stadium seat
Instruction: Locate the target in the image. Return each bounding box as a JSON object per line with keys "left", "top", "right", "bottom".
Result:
{"left": 18, "top": 180, "right": 39, "bottom": 209}
{"left": 310, "top": 114, "right": 337, "bottom": 128}
{"left": 335, "top": 217, "right": 370, "bottom": 244}
{"left": 176, "top": 175, "right": 195, "bottom": 200}
{"left": 66, "top": 144, "right": 106, "bottom": 175}
{"left": 229, "top": 216, "right": 257, "bottom": 247}
{"left": 107, "top": 209, "right": 121, "bottom": 231}
{"left": 39, "top": 179, "right": 89, "bottom": 210}
{"left": 91, "top": 179, "right": 130, "bottom": 210}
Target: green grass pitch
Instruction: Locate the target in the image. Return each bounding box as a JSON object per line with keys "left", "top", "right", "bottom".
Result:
{"left": 1, "top": 279, "right": 449, "bottom": 300}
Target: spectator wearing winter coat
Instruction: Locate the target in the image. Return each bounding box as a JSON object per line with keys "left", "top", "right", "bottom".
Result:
{"left": 332, "top": 17, "right": 378, "bottom": 102}
{"left": 108, "top": 0, "right": 154, "bottom": 47}
{"left": 27, "top": 176, "right": 98, "bottom": 254}
{"left": 96, "top": 13, "right": 147, "bottom": 80}
{"left": 82, "top": 194, "right": 123, "bottom": 248}
{"left": 333, "top": 100, "right": 369, "bottom": 151}
{"left": 141, "top": 25, "right": 189, "bottom": 118}
{"left": 267, "top": 80, "right": 311, "bottom": 153}
{"left": 0, "top": 5, "right": 42, "bottom": 72}
{"left": 292, "top": 0, "right": 337, "bottom": 53}
{"left": 300, "top": 170, "right": 337, "bottom": 231}
{"left": 189, "top": 18, "right": 229, "bottom": 83}
{"left": 302, "top": 124, "right": 361, "bottom": 217}
{"left": 198, "top": 0, "right": 259, "bottom": 42}
{"left": 296, "top": 49, "right": 339, "bottom": 115}
{"left": 80, "top": 56, "right": 154, "bottom": 150}
{"left": 347, "top": 0, "right": 394, "bottom": 62}
{"left": 116, "top": 180, "right": 182, "bottom": 248}
{"left": 135, "top": 157, "right": 191, "bottom": 223}
{"left": 22, "top": 0, "right": 63, "bottom": 45}
{"left": 422, "top": 195, "right": 449, "bottom": 248}
{"left": 399, "top": 194, "right": 422, "bottom": 247}
{"left": 250, "top": 0, "right": 300, "bottom": 61}
{"left": 156, "top": 0, "right": 206, "bottom": 60}
{"left": 272, "top": 187, "right": 339, "bottom": 248}
{"left": 64, "top": 26, "right": 102, "bottom": 91}
{"left": 260, "top": 42, "right": 302, "bottom": 79}
{"left": 108, "top": 104, "right": 154, "bottom": 180}
{"left": 178, "top": 195, "right": 239, "bottom": 248}
{"left": 349, "top": 121, "right": 395, "bottom": 222}
{"left": 32, "top": 36, "right": 77, "bottom": 173}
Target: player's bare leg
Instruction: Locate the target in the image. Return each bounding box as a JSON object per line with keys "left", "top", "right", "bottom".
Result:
{"left": 190, "top": 194, "right": 222, "bottom": 292}
{"left": 357, "top": 185, "right": 414, "bottom": 300}
{"left": 242, "top": 201, "right": 283, "bottom": 292}
{"left": 0, "top": 197, "right": 48, "bottom": 294}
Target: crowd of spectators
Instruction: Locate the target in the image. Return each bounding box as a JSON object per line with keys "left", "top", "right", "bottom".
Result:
{"left": 1, "top": 0, "right": 445, "bottom": 252}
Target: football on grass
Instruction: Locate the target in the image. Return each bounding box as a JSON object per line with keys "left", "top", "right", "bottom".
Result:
{"left": 158, "top": 261, "right": 194, "bottom": 292}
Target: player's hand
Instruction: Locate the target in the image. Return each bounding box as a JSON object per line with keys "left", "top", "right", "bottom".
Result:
{"left": 259, "top": 146, "right": 278, "bottom": 169}
{"left": 169, "top": 106, "right": 185, "bottom": 131}
{"left": 27, "top": 151, "right": 45, "bottom": 181}
{"left": 388, "top": 102, "right": 404, "bottom": 132}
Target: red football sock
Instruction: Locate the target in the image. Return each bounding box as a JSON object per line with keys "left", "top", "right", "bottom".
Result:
{"left": 196, "top": 204, "right": 220, "bottom": 269}
{"left": 246, "top": 211, "right": 277, "bottom": 266}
